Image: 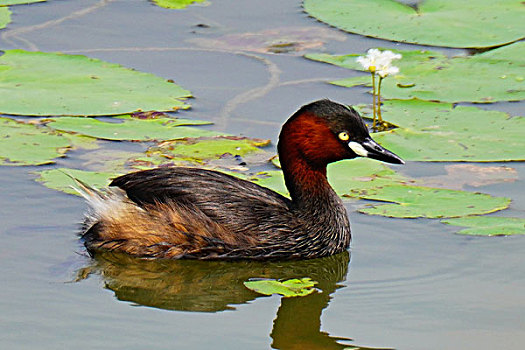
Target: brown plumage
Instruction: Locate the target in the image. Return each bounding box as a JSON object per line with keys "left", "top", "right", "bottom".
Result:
{"left": 80, "top": 99, "right": 403, "bottom": 260}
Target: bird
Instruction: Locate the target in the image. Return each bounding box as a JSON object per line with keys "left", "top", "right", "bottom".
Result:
{"left": 78, "top": 99, "right": 403, "bottom": 260}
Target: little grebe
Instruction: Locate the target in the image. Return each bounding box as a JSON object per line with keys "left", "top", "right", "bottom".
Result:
{"left": 80, "top": 100, "right": 403, "bottom": 260}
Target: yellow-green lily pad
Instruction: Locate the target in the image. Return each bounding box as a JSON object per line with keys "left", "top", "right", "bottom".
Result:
{"left": 370, "top": 100, "right": 525, "bottom": 162}
{"left": 306, "top": 42, "right": 525, "bottom": 103}
{"left": 0, "top": 7, "right": 9, "bottom": 29}
{"left": 303, "top": 0, "right": 525, "bottom": 48}
{"left": 243, "top": 278, "right": 318, "bottom": 297}
{"left": 442, "top": 216, "right": 525, "bottom": 236}
{"left": 133, "top": 136, "right": 271, "bottom": 168}
{"left": 46, "top": 115, "right": 220, "bottom": 141}
{"left": 0, "top": 0, "right": 45, "bottom": 5}
{"left": 151, "top": 0, "right": 206, "bottom": 9}
{"left": 0, "top": 117, "right": 71, "bottom": 166}
{"left": 35, "top": 168, "right": 117, "bottom": 196}
{"left": 0, "top": 50, "right": 191, "bottom": 116}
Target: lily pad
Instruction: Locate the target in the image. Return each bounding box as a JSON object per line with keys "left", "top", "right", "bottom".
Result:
{"left": 442, "top": 216, "right": 525, "bottom": 236}
{"left": 0, "top": 50, "right": 191, "bottom": 116}
{"left": 35, "top": 168, "right": 117, "bottom": 196}
{"left": 243, "top": 278, "right": 318, "bottom": 297}
{"left": 306, "top": 43, "right": 525, "bottom": 103}
{"left": 256, "top": 159, "right": 511, "bottom": 219}
{"left": 0, "top": 117, "right": 71, "bottom": 166}
{"left": 133, "top": 136, "right": 271, "bottom": 168}
{"left": 0, "top": 7, "right": 9, "bottom": 29}
{"left": 303, "top": 0, "right": 525, "bottom": 48}
{"left": 46, "top": 115, "right": 220, "bottom": 141}
{"left": 371, "top": 100, "right": 525, "bottom": 162}
{"left": 151, "top": 0, "right": 206, "bottom": 9}
{"left": 354, "top": 183, "right": 510, "bottom": 218}
{"left": 0, "top": 0, "right": 45, "bottom": 5}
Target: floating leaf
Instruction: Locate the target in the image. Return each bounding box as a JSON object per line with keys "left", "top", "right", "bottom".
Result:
{"left": 0, "top": 0, "right": 45, "bottom": 5}
{"left": 255, "top": 159, "right": 510, "bottom": 219}
{"left": 303, "top": 0, "right": 525, "bottom": 48}
{"left": 151, "top": 0, "right": 206, "bottom": 9}
{"left": 0, "top": 117, "right": 71, "bottom": 166}
{"left": 190, "top": 27, "right": 345, "bottom": 55}
{"left": 46, "top": 116, "right": 219, "bottom": 141}
{"left": 243, "top": 278, "right": 318, "bottom": 297}
{"left": 442, "top": 216, "right": 525, "bottom": 236}
{"left": 35, "top": 168, "right": 117, "bottom": 196}
{"left": 0, "top": 7, "right": 9, "bottom": 29}
{"left": 371, "top": 100, "right": 525, "bottom": 162}
{"left": 134, "top": 136, "right": 271, "bottom": 168}
{"left": 0, "top": 50, "right": 191, "bottom": 116}
{"left": 306, "top": 43, "right": 525, "bottom": 103}
{"left": 354, "top": 184, "right": 510, "bottom": 219}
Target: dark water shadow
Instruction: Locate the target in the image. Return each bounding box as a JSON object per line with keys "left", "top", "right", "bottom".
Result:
{"left": 77, "top": 251, "right": 392, "bottom": 349}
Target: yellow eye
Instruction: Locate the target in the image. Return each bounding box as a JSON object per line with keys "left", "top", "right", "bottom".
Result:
{"left": 338, "top": 132, "right": 349, "bottom": 141}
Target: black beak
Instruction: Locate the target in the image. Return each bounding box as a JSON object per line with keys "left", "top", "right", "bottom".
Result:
{"left": 359, "top": 138, "right": 404, "bottom": 164}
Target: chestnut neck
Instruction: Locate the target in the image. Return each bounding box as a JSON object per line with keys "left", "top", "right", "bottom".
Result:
{"left": 278, "top": 133, "right": 350, "bottom": 255}
{"left": 277, "top": 114, "right": 341, "bottom": 213}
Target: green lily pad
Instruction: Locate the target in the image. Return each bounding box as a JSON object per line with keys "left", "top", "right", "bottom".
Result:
{"left": 0, "top": 7, "right": 9, "bottom": 29}
{"left": 256, "top": 159, "right": 510, "bottom": 219}
{"left": 151, "top": 0, "right": 206, "bottom": 9}
{"left": 354, "top": 183, "right": 510, "bottom": 218}
{"left": 306, "top": 42, "right": 525, "bottom": 103}
{"left": 46, "top": 116, "right": 220, "bottom": 141}
{"left": 0, "top": 117, "right": 71, "bottom": 166}
{"left": 442, "top": 216, "right": 525, "bottom": 236}
{"left": 370, "top": 100, "right": 525, "bottom": 162}
{"left": 303, "top": 0, "right": 525, "bottom": 48}
{"left": 243, "top": 278, "right": 318, "bottom": 297}
{"left": 35, "top": 168, "right": 117, "bottom": 196}
{"left": 0, "top": 50, "right": 191, "bottom": 116}
{"left": 0, "top": 0, "right": 45, "bottom": 5}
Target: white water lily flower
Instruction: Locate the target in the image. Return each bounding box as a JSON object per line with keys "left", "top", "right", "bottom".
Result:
{"left": 377, "top": 64, "right": 399, "bottom": 78}
{"left": 356, "top": 48, "right": 382, "bottom": 72}
{"left": 356, "top": 49, "right": 402, "bottom": 75}
{"left": 378, "top": 50, "right": 402, "bottom": 63}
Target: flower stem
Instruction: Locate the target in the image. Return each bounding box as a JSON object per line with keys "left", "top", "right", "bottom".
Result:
{"left": 377, "top": 76, "right": 383, "bottom": 126}
{"left": 371, "top": 72, "right": 377, "bottom": 131}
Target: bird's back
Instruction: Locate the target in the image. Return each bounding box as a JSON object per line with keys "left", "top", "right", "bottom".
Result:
{"left": 82, "top": 167, "right": 303, "bottom": 259}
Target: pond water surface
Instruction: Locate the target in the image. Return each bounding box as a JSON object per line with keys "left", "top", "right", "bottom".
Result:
{"left": 1, "top": 1, "right": 524, "bottom": 349}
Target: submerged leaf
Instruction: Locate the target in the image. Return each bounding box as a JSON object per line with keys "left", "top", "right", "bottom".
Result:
{"left": 46, "top": 116, "right": 220, "bottom": 141}
{"left": 420, "top": 164, "right": 518, "bottom": 190}
{"left": 442, "top": 217, "right": 525, "bottom": 236}
{"left": 0, "top": 117, "right": 71, "bottom": 166}
{"left": 190, "top": 27, "right": 345, "bottom": 55}
{"left": 0, "top": 50, "right": 191, "bottom": 116}
{"left": 303, "top": 0, "right": 525, "bottom": 48}
{"left": 306, "top": 43, "right": 525, "bottom": 103}
{"left": 244, "top": 278, "right": 318, "bottom": 297}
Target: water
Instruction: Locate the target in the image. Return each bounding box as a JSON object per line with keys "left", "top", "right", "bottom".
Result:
{"left": 1, "top": 1, "right": 524, "bottom": 349}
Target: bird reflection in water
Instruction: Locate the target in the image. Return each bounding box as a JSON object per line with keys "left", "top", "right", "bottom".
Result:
{"left": 76, "top": 251, "right": 391, "bottom": 349}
